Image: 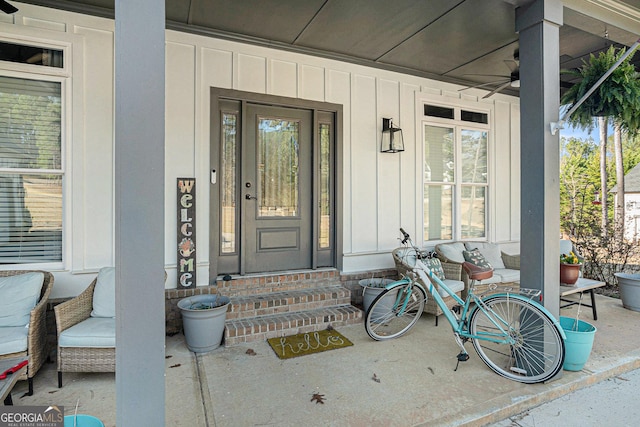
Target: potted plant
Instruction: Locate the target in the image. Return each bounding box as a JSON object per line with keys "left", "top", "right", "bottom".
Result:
{"left": 177, "top": 294, "right": 230, "bottom": 353}
{"left": 560, "top": 251, "right": 582, "bottom": 285}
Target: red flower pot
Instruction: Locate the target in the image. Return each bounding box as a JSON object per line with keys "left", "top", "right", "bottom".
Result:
{"left": 560, "top": 263, "right": 581, "bottom": 285}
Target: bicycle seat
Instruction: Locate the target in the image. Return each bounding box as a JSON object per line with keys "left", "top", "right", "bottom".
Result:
{"left": 462, "top": 262, "right": 493, "bottom": 281}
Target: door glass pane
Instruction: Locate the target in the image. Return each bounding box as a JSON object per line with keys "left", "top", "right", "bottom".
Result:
{"left": 319, "top": 123, "right": 330, "bottom": 248}
{"left": 257, "top": 118, "right": 299, "bottom": 217}
{"left": 221, "top": 112, "right": 237, "bottom": 253}
{"left": 461, "top": 129, "right": 487, "bottom": 183}
{"left": 424, "top": 184, "right": 452, "bottom": 241}
{"left": 461, "top": 185, "right": 485, "bottom": 238}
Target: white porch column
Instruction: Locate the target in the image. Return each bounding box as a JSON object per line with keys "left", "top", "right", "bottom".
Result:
{"left": 114, "top": 1, "right": 166, "bottom": 426}
{"left": 516, "top": 0, "right": 563, "bottom": 318}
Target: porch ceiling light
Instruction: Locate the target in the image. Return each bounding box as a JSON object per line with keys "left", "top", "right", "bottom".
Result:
{"left": 0, "top": 1, "right": 18, "bottom": 14}
{"left": 381, "top": 118, "right": 404, "bottom": 153}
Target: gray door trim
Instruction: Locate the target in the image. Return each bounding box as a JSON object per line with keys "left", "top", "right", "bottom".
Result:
{"left": 209, "top": 88, "right": 343, "bottom": 282}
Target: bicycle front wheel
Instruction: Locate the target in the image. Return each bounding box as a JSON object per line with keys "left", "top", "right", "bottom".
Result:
{"left": 364, "top": 283, "right": 426, "bottom": 341}
{"left": 469, "top": 295, "right": 565, "bottom": 384}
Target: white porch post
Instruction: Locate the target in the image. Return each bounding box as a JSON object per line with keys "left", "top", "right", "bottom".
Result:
{"left": 114, "top": 1, "right": 166, "bottom": 426}
{"left": 516, "top": 0, "right": 563, "bottom": 318}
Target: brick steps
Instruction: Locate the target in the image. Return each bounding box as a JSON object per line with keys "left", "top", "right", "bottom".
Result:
{"left": 227, "top": 286, "right": 351, "bottom": 320}
{"left": 224, "top": 304, "right": 362, "bottom": 346}
{"left": 223, "top": 285, "right": 362, "bottom": 346}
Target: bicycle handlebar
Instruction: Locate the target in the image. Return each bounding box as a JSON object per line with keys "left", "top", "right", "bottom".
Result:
{"left": 399, "top": 228, "right": 410, "bottom": 244}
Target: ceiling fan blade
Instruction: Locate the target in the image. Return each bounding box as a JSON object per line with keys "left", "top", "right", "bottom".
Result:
{"left": 459, "top": 79, "right": 510, "bottom": 92}
{"left": 504, "top": 59, "right": 519, "bottom": 73}
{"left": 0, "top": 0, "right": 18, "bottom": 14}
{"left": 482, "top": 80, "right": 513, "bottom": 99}
{"left": 463, "top": 73, "right": 511, "bottom": 79}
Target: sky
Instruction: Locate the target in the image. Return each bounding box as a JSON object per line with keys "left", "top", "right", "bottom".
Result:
{"left": 560, "top": 122, "right": 615, "bottom": 142}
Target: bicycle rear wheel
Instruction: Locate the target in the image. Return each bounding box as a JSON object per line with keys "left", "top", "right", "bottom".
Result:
{"left": 364, "top": 283, "right": 426, "bottom": 340}
{"left": 469, "top": 295, "right": 564, "bottom": 384}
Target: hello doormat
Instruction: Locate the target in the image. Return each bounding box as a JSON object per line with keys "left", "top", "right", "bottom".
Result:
{"left": 267, "top": 329, "right": 353, "bottom": 359}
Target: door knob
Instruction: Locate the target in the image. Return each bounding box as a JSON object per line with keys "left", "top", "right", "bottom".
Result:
{"left": 245, "top": 194, "right": 257, "bottom": 200}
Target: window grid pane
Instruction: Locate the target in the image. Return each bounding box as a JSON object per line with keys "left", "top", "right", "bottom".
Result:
{"left": 0, "top": 173, "right": 62, "bottom": 263}
{"left": 0, "top": 76, "right": 61, "bottom": 171}
{"left": 460, "top": 185, "right": 486, "bottom": 239}
{"left": 424, "top": 184, "right": 452, "bottom": 241}
{"left": 461, "top": 129, "right": 487, "bottom": 184}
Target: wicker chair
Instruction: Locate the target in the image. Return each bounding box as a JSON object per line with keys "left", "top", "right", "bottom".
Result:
{"left": 54, "top": 276, "right": 115, "bottom": 388}
{"left": 0, "top": 270, "right": 53, "bottom": 395}
{"left": 392, "top": 248, "right": 463, "bottom": 326}
{"left": 55, "top": 270, "right": 166, "bottom": 387}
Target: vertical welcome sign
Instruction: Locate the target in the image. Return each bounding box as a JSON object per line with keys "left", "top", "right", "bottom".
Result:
{"left": 177, "top": 178, "right": 196, "bottom": 289}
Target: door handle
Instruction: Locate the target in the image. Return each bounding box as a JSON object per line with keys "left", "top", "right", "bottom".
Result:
{"left": 245, "top": 194, "right": 257, "bottom": 200}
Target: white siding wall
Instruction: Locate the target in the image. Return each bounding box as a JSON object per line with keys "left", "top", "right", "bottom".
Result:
{"left": 1, "top": 4, "right": 521, "bottom": 296}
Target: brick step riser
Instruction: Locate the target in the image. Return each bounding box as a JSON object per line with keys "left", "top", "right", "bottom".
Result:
{"left": 215, "top": 270, "right": 341, "bottom": 296}
{"left": 224, "top": 307, "right": 362, "bottom": 346}
{"left": 228, "top": 295, "right": 351, "bottom": 320}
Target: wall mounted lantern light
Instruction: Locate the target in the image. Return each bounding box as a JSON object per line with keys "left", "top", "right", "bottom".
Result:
{"left": 381, "top": 118, "right": 404, "bottom": 153}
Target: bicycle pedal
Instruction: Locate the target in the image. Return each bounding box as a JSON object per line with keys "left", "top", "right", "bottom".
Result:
{"left": 456, "top": 352, "right": 469, "bottom": 362}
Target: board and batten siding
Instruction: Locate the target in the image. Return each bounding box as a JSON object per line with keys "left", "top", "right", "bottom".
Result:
{"left": 1, "top": 4, "right": 520, "bottom": 297}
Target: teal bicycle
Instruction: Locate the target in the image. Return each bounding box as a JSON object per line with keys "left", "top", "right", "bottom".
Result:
{"left": 364, "top": 229, "right": 566, "bottom": 384}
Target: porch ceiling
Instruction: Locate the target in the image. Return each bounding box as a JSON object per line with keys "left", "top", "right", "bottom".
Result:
{"left": 17, "top": 0, "right": 640, "bottom": 96}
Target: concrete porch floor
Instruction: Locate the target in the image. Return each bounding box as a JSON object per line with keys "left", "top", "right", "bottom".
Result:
{"left": 8, "top": 293, "right": 640, "bottom": 427}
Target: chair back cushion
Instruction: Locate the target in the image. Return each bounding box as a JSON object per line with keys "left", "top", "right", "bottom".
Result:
{"left": 464, "top": 242, "right": 506, "bottom": 269}
{"left": 560, "top": 239, "right": 573, "bottom": 256}
{"left": 91, "top": 267, "right": 116, "bottom": 318}
{"left": 0, "top": 326, "right": 29, "bottom": 355}
{"left": 0, "top": 272, "right": 44, "bottom": 327}
{"left": 435, "top": 242, "right": 466, "bottom": 263}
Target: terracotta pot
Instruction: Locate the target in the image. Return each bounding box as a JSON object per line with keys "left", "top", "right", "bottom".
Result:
{"left": 560, "top": 263, "right": 581, "bottom": 285}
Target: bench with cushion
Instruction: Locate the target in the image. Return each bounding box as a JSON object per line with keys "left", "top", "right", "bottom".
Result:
{"left": 55, "top": 267, "right": 115, "bottom": 387}
{"left": 392, "top": 247, "right": 464, "bottom": 325}
{"left": 0, "top": 270, "right": 53, "bottom": 395}
{"left": 435, "top": 241, "right": 520, "bottom": 298}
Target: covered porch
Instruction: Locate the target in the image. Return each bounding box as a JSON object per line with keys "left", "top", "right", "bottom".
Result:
{"left": 2, "top": 0, "right": 640, "bottom": 425}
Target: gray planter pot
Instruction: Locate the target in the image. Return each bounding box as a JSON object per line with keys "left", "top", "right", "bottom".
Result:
{"left": 359, "top": 278, "right": 395, "bottom": 321}
{"left": 614, "top": 273, "right": 640, "bottom": 312}
{"left": 178, "top": 294, "right": 230, "bottom": 353}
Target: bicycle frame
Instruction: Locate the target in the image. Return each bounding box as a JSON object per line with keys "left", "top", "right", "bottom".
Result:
{"left": 386, "top": 254, "right": 566, "bottom": 344}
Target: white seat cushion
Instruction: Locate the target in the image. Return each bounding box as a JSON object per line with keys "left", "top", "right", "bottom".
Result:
{"left": 0, "top": 326, "right": 28, "bottom": 355}
{"left": 494, "top": 268, "right": 520, "bottom": 283}
{"left": 58, "top": 317, "right": 115, "bottom": 348}
{"left": 0, "top": 272, "right": 44, "bottom": 327}
{"left": 436, "top": 242, "right": 466, "bottom": 263}
{"left": 91, "top": 267, "right": 115, "bottom": 318}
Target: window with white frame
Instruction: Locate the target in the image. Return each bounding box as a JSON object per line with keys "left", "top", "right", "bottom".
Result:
{"left": 422, "top": 103, "right": 489, "bottom": 242}
{"left": 0, "top": 71, "right": 63, "bottom": 264}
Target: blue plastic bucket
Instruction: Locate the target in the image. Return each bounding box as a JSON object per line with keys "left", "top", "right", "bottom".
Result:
{"left": 64, "top": 414, "right": 104, "bottom": 427}
{"left": 560, "top": 316, "right": 597, "bottom": 371}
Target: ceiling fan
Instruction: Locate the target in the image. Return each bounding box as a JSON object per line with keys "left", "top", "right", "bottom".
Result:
{"left": 461, "top": 50, "right": 520, "bottom": 99}
{"left": 0, "top": 0, "right": 18, "bottom": 14}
